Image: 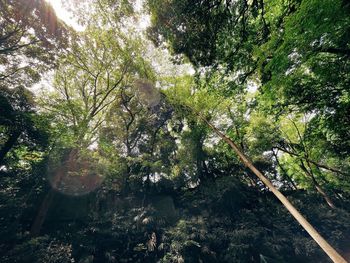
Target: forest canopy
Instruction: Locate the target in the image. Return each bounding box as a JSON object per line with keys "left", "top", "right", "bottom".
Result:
{"left": 0, "top": 0, "right": 349, "bottom": 262}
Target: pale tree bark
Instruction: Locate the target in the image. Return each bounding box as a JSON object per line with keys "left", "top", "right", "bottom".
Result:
{"left": 199, "top": 116, "right": 347, "bottom": 263}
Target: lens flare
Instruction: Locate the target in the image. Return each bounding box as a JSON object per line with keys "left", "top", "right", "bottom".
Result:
{"left": 135, "top": 79, "right": 161, "bottom": 108}
{"left": 48, "top": 149, "right": 103, "bottom": 196}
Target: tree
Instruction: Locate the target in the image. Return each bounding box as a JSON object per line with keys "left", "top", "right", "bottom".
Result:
{"left": 99, "top": 82, "right": 175, "bottom": 193}
{"left": 148, "top": 0, "right": 350, "bottom": 155}
{"left": 0, "top": 0, "right": 69, "bottom": 87}
{"left": 0, "top": 86, "right": 48, "bottom": 165}
{"left": 1, "top": 0, "right": 350, "bottom": 262}
{"left": 31, "top": 24, "right": 159, "bottom": 235}
{"left": 148, "top": 1, "right": 349, "bottom": 261}
{"left": 42, "top": 26, "right": 152, "bottom": 147}
{"left": 162, "top": 74, "right": 347, "bottom": 262}
{"left": 257, "top": 0, "right": 350, "bottom": 154}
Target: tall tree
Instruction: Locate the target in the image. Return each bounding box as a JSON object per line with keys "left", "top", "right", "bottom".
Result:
{"left": 31, "top": 24, "right": 157, "bottom": 235}
{"left": 42, "top": 26, "right": 152, "bottom": 148}
{"left": 162, "top": 75, "right": 347, "bottom": 262}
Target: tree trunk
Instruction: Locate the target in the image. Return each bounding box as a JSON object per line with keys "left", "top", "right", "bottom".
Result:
{"left": 272, "top": 150, "right": 298, "bottom": 190}
{"left": 200, "top": 117, "right": 347, "bottom": 263}
{"left": 274, "top": 146, "right": 347, "bottom": 176}
{"left": 299, "top": 161, "right": 336, "bottom": 209}
{"left": 315, "top": 184, "right": 336, "bottom": 209}
{"left": 0, "top": 129, "right": 21, "bottom": 165}
{"left": 30, "top": 189, "right": 55, "bottom": 236}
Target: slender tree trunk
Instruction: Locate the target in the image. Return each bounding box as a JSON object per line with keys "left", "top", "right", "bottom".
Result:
{"left": 299, "top": 161, "right": 336, "bottom": 209}
{"left": 0, "top": 129, "right": 21, "bottom": 165}
{"left": 272, "top": 150, "right": 298, "bottom": 190}
{"left": 316, "top": 167, "right": 344, "bottom": 201}
{"left": 30, "top": 189, "right": 55, "bottom": 236}
{"left": 200, "top": 116, "right": 347, "bottom": 263}
{"left": 246, "top": 173, "right": 258, "bottom": 187}
{"left": 314, "top": 184, "right": 336, "bottom": 209}
{"left": 274, "top": 146, "right": 347, "bottom": 176}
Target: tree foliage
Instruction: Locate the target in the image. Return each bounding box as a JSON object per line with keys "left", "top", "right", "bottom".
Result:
{"left": 0, "top": 0, "right": 70, "bottom": 87}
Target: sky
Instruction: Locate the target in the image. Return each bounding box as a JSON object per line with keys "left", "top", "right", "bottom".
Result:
{"left": 46, "top": 0, "right": 150, "bottom": 31}
{"left": 46, "top": 0, "right": 84, "bottom": 31}
{"left": 34, "top": 0, "right": 194, "bottom": 95}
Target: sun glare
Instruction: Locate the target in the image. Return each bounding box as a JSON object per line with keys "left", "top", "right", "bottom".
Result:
{"left": 46, "top": 0, "right": 84, "bottom": 31}
{"left": 46, "top": 0, "right": 151, "bottom": 32}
